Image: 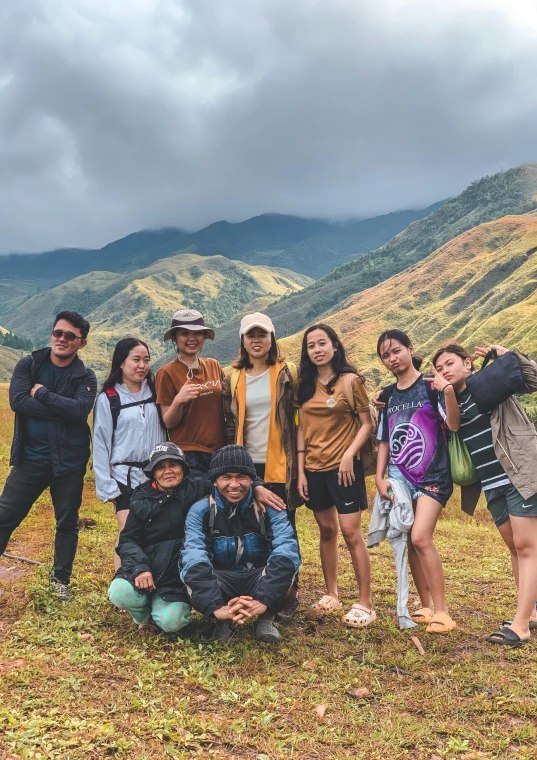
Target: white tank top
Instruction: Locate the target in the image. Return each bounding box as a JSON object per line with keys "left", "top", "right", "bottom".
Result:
{"left": 244, "top": 369, "right": 271, "bottom": 464}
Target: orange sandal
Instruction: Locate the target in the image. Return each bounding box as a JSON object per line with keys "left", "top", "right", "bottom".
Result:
{"left": 306, "top": 595, "right": 343, "bottom": 620}
{"left": 411, "top": 607, "right": 433, "bottom": 624}
{"left": 426, "top": 613, "right": 457, "bottom": 633}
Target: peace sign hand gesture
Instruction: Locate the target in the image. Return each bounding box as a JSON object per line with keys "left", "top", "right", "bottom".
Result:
{"left": 429, "top": 363, "right": 453, "bottom": 393}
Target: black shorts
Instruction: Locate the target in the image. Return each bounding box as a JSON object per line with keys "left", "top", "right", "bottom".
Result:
{"left": 113, "top": 482, "right": 132, "bottom": 513}
{"left": 305, "top": 459, "right": 368, "bottom": 514}
{"left": 254, "top": 462, "right": 296, "bottom": 530}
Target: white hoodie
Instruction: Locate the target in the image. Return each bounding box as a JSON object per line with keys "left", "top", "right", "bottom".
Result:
{"left": 92, "top": 380, "right": 166, "bottom": 502}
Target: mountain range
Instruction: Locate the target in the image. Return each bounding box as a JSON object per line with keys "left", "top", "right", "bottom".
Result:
{"left": 0, "top": 164, "right": 536, "bottom": 385}
{"left": 278, "top": 212, "right": 537, "bottom": 391}
{"left": 2, "top": 254, "right": 312, "bottom": 377}
{"left": 0, "top": 202, "right": 442, "bottom": 286}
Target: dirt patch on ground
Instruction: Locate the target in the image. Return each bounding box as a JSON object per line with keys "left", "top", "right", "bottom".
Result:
{"left": 0, "top": 560, "right": 29, "bottom": 582}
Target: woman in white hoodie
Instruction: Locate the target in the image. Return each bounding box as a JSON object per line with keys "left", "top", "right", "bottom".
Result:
{"left": 93, "top": 338, "right": 166, "bottom": 569}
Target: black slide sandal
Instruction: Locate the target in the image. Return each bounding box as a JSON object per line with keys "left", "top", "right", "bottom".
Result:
{"left": 486, "top": 626, "right": 530, "bottom": 648}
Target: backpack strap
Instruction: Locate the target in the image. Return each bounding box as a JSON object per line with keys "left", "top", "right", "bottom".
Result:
{"left": 104, "top": 388, "right": 122, "bottom": 432}
{"left": 209, "top": 495, "right": 218, "bottom": 536}
{"left": 341, "top": 373, "right": 357, "bottom": 412}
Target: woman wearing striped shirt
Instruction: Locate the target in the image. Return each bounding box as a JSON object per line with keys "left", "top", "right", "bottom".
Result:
{"left": 433, "top": 343, "right": 537, "bottom": 648}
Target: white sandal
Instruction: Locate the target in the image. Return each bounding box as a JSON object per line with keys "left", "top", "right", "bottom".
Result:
{"left": 341, "top": 604, "right": 377, "bottom": 628}
{"left": 306, "top": 595, "right": 343, "bottom": 620}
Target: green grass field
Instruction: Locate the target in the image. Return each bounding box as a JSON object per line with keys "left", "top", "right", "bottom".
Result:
{"left": 1, "top": 383, "right": 536, "bottom": 760}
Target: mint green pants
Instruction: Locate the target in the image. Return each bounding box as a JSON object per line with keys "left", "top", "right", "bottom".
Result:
{"left": 108, "top": 578, "right": 191, "bottom": 633}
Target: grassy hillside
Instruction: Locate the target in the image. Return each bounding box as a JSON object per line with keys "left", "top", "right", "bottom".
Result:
{"left": 0, "top": 204, "right": 443, "bottom": 287}
{"left": 0, "top": 345, "right": 24, "bottom": 383}
{"left": 2, "top": 254, "right": 312, "bottom": 377}
{"left": 204, "top": 165, "right": 537, "bottom": 365}
{"left": 278, "top": 214, "right": 537, "bottom": 389}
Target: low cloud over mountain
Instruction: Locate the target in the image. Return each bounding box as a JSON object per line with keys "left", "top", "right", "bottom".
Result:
{"left": 1, "top": 0, "right": 537, "bottom": 252}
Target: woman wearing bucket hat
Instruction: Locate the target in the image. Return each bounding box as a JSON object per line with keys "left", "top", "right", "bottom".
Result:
{"left": 222, "top": 312, "right": 301, "bottom": 620}
{"left": 155, "top": 309, "right": 226, "bottom": 478}
{"left": 107, "top": 442, "right": 211, "bottom": 635}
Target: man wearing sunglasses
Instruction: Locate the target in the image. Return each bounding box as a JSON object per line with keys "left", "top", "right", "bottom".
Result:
{"left": 0, "top": 311, "right": 97, "bottom": 601}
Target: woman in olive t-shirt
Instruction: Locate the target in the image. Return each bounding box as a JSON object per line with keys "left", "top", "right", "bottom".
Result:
{"left": 297, "top": 323, "right": 376, "bottom": 628}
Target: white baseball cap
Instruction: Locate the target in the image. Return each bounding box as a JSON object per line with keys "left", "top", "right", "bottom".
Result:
{"left": 239, "top": 312, "right": 275, "bottom": 337}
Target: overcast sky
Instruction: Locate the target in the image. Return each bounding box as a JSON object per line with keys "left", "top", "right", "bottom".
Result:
{"left": 1, "top": 0, "right": 537, "bottom": 253}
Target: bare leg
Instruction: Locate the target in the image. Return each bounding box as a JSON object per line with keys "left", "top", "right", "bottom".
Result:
{"left": 338, "top": 511, "right": 372, "bottom": 609}
{"left": 409, "top": 496, "right": 447, "bottom": 615}
{"left": 313, "top": 507, "right": 340, "bottom": 599}
{"left": 506, "top": 516, "right": 537, "bottom": 639}
{"left": 407, "top": 536, "right": 434, "bottom": 611}
{"left": 497, "top": 516, "right": 537, "bottom": 623}
{"left": 114, "top": 509, "right": 129, "bottom": 571}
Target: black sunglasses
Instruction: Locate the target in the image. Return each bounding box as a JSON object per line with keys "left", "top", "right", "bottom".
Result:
{"left": 51, "top": 329, "right": 83, "bottom": 342}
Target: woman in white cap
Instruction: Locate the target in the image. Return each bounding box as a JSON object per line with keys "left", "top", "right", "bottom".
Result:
{"left": 222, "top": 312, "right": 301, "bottom": 620}
{"left": 155, "top": 309, "right": 225, "bottom": 478}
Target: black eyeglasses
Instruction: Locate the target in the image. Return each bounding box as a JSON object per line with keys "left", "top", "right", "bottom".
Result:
{"left": 51, "top": 329, "right": 83, "bottom": 342}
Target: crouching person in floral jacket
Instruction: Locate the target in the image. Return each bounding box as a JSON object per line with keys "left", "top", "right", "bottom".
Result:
{"left": 179, "top": 445, "right": 301, "bottom": 643}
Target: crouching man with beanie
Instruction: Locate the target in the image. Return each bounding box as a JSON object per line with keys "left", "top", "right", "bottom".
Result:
{"left": 179, "top": 445, "right": 301, "bottom": 643}
{"left": 108, "top": 443, "right": 288, "bottom": 636}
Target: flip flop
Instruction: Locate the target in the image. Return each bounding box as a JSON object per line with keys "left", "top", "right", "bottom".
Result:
{"left": 341, "top": 604, "right": 377, "bottom": 629}
{"left": 486, "top": 626, "right": 530, "bottom": 648}
{"left": 425, "top": 613, "right": 457, "bottom": 634}
{"left": 502, "top": 619, "right": 537, "bottom": 631}
{"left": 411, "top": 607, "right": 433, "bottom": 624}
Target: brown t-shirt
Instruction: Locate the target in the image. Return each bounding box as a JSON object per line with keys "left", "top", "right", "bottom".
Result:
{"left": 301, "top": 375, "right": 370, "bottom": 472}
{"left": 155, "top": 357, "right": 225, "bottom": 453}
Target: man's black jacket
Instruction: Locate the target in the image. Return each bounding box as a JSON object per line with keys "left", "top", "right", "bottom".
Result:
{"left": 9, "top": 347, "right": 97, "bottom": 475}
{"left": 115, "top": 478, "right": 212, "bottom": 602}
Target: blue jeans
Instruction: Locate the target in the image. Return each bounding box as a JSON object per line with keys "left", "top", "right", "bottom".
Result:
{"left": 388, "top": 465, "right": 426, "bottom": 501}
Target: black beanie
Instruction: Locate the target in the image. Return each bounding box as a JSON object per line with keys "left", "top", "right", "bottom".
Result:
{"left": 208, "top": 445, "right": 257, "bottom": 482}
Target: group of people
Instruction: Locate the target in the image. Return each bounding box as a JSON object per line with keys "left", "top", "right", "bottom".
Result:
{"left": 1, "top": 307, "right": 536, "bottom": 647}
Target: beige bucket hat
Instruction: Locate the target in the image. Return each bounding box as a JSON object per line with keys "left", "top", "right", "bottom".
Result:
{"left": 163, "top": 309, "right": 215, "bottom": 342}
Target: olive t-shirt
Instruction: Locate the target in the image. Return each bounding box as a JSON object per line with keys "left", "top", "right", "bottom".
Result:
{"left": 155, "top": 357, "right": 225, "bottom": 453}
{"left": 301, "top": 374, "right": 370, "bottom": 472}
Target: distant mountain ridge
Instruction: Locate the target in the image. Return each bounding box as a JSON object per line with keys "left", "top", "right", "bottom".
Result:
{"left": 0, "top": 203, "right": 444, "bottom": 285}
{"left": 277, "top": 213, "right": 537, "bottom": 389}
{"left": 201, "top": 164, "right": 537, "bottom": 366}
{"left": 2, "top": 253, "right": 313, "bottom": 377}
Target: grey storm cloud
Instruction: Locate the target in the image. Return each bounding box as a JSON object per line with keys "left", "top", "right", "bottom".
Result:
{"left": 1, "top": 0, "right": 537, "bottom": 252}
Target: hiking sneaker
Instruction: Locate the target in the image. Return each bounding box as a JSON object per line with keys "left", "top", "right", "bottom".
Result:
{"left": 138, "top": 620, "right": 159, "bottom": 637}
{"left": 255, "top": 619, "right": 280, "bottom": 644}
{"left": 51, "top": 581, "right": 71, "bottom": 603}
{"left": 205, "top": 621, "right": 233, "bottom": 643}
{"left": 275, "top": 595, "right": 300, "bottom": 622}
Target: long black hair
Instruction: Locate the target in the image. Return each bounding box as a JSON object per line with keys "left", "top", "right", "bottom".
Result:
{"left": 376, "top": 329, "right": 423, "bottom": 372}
{"left": 102, "top": 338, "right": 155, "bottom": 393}
{"left": 297, "top": 323, "right": 362, "bottom": 404}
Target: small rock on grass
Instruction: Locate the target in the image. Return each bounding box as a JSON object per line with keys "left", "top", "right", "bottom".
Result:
{"left": 347, "top": 687, "right": 372, "bottom": 699}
